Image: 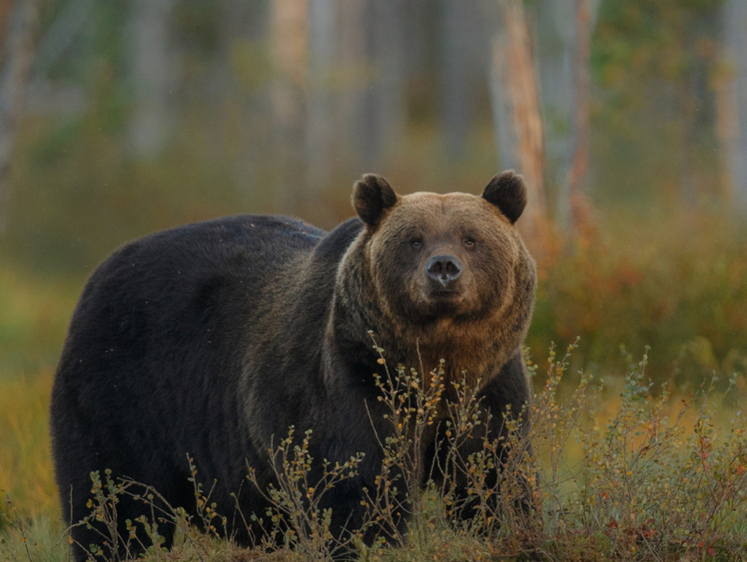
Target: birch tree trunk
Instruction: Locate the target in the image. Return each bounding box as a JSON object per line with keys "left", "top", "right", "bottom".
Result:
{"left": 372, "top": 0, "right": 406, "bottom": 166}
{"left": 489, "top": 0, "right": 547, "bottom": 247}
{"left": 717, "top": 0, "right": 747, "bottom": 214}
{"left": 336, "top": 0, "right": 372, "bottom": 171}
{"left": 127, "top": 0, "right": 176, "bottom": 160}
{"left": 0, "top": 0, "right": 41, "bottom": 231}
{"left": 442, "top": 0, "right": 471, "bottom": 161}
{"left": 331, "top": 0, "right": 406, "bottom": 175}
{"left": 535, "top": 0, "right": 574, "bottom": 212}
{"left": 488, "top": 24, "right": 516, "bottom": 172}
{"left": 566, "top": 0, "right": 595, "bottom": 234}
{"left": 305, "top": 0, "right": 336, "bottom": 193}
{"left": 536, "top": 0, "right": 600, "bottom": 233}
{"left": 271, "top": 0, "right": 307, "bottom": 213}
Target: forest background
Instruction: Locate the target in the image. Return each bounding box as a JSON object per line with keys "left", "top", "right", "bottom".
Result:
{"left": 1, "top": 0, "right": 747, "bottom": 559}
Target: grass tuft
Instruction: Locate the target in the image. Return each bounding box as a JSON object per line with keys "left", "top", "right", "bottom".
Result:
{"left": 3, "top": 343, "right": 744, "bottom": 561}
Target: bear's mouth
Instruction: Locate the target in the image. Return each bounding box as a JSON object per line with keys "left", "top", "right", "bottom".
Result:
{"left": 430, "top": 288, "right": 460, "bottom": 297}
{"left": 406, "top": 278, "right": 467, "bottom": 320}
{"left": 423, "top": 288, "right": 464, "bottom": 312}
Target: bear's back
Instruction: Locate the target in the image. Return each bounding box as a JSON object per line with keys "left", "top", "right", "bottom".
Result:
{"left": 58, "top": 214, "right": 325, "bottom": 372}
{"left": 51, "top": 215, "right": 329, "bottom": 489}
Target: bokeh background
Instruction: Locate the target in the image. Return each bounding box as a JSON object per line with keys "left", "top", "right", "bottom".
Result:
{"left": 1, "top": 0, "right": 746, "bottom": 527}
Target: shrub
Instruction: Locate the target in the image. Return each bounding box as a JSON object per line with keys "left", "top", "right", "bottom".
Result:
{"left": 5, "top": 342, "right": 746, "bottom": 562}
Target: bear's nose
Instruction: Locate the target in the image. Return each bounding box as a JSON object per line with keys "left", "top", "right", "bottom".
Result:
{"left": 426, "top": 255, "right": 463, "bottom": 288}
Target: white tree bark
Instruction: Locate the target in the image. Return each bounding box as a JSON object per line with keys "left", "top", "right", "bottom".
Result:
{"left": 305, "top": 0, "right": 336, "bottom": 192}
{"left": 372, "top": 0, "right": 406, "bottom": 166}
{"left": 442, "top": 0, "right": 472, "bottom": 161}
{"left": 488, "top": 25, "right": 517, "bottom": 172}
{"left": 336, "top": 0, "right": 369, "bottom": 169}
{"left": 0, "top": 0, "right": 41, "bottom": 231}
{"left": 488, "top": 0, "right": 547, "bottom": 241}
{"left": 535, "top": 0, "right": 575, "bottom": 224}
{"left": 127, "top": 0, "right": 177, "bottom": 159}
{"left": 718, "top": 0, "right": 747, "bottom": 213}
{"left": 271, "top": 0, "right": 308, "bottom": 212}
{"left": 566, "top": 0, "right": 593, "bottom": 228}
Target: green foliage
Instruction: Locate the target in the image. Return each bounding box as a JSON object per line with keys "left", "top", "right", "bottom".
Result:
{"left": 593, "top": 0, "right": 723, "bottom": 98}
{"left": 529, "top": 212, "right": 747, "bottom": 388}
{"left": 590, "top": 0, "right": 724, "bottom": 204}
{"left": 2, "top": 116, "right": 244, "bottom": 275}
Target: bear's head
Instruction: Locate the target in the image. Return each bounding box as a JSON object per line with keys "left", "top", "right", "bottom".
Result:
{"left": 351, "top": 171, "right": 535, "bottom": 330}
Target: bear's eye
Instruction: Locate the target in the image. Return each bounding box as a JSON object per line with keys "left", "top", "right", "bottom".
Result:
{"left": 410, "top": 239, "right": 423, "bottom": 249}
{"left": 463, "top": 236, "right": 477, "bottom": 248}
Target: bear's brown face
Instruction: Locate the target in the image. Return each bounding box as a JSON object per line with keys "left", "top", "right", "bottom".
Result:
{"left": 352, "top": 171, "right": 531, "bottom": 327}
{"left": 369, "top": 193, "right": 518, "bottom": 324}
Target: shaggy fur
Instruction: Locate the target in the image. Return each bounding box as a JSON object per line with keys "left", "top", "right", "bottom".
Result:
{"left": 50, "top": 171, "right": 536, "bottom": 560}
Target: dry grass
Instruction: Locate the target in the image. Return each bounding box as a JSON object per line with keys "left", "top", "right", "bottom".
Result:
{"left": 0, "top": 371, "right": 58, "bottom": 520}
{"left": 4, "top": 344, "right": 746, "bottom": 561}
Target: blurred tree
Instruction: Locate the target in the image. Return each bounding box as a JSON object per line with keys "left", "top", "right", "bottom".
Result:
{"left": 0, "top": 0, "right": 41, "bottom": 231}
{"left": 441, "top": 0, "right": 475, "bottom": 161}
{"left": 403, "top": 0, "right": 439, "bottom": 127}
{"left": 370, "top": 0, "right": 406, "bottom": 169}
{"left": 592, "top": 0, "right": 723, "bottom": 207}
{"left": 127, "top": 0, "right": 177, "bottom": 159}
{"left": 442, "top": 0, "right": 494, "bottom": 163}
{"left": 488, "top": 7, "right": 516, "bottom": 172}
{"left": 1, "top": 0, "right": 740, "bottom": 254}
{"left": 271, "top": 0, "right": 307, "bottom": 212}
{"left": 216, "top": 0, "right": 272, "bottom": 192}
{"left": 26, "top": 0, "right": 94, "bottom": 113}
{"left": 535, "top": 0, "right": 575, "bottom": 206}
{"left": 335, "top": 0, "right": 406, "bottom": 175}
{"left": 717, "top": 0, "right": 747, "bottom": 214}
{"left": 566, "top": 0, "right": 595, "bottom": 235}
{"left": 488, "top": 0, "right": 547, "bottom": 249}
{"left": 534, "top": 0, "right": 601, "bottom": 233}
{"left": 305, "top": 0, "right": 335, "bottom": 192}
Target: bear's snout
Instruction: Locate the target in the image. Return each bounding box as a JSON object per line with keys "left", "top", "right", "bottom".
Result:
{"left": 426, "top": 254, "right": 463, "bottom": 289}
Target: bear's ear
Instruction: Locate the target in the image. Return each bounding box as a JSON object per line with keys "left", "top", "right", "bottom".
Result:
{"left": 352, "top": 174, "right": 399, "bottom": 228}
{"left": 482, "top": 170, "right": 527, "bottom": 224}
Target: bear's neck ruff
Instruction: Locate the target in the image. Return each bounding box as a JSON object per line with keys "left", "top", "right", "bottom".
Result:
{"left": 331, "top": 235, "right": 533, "bottom": 394}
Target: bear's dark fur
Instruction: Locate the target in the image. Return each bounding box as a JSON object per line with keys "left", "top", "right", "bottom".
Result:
{"left": 50, "top": 171, "right": 536, "bottom": 560}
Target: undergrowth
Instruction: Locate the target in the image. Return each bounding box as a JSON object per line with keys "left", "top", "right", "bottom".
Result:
{"left": 4, "top": 343, "right": 747, "bottom": 561}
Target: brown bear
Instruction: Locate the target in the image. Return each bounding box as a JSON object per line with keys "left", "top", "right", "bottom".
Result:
{"left": 50, "top": 171, "right": 536, "bottom": 560}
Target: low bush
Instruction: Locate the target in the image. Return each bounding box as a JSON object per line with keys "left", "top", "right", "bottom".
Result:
{"left": 5, "top": 343, "right": 744, "bottom": 561}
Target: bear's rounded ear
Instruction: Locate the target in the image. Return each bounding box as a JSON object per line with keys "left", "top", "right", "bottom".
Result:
{"left": 482, "top": 170, "right": 527, "bottom": 224}
{"left": 352, "top": 174, "right": 398, "bottom": 228}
